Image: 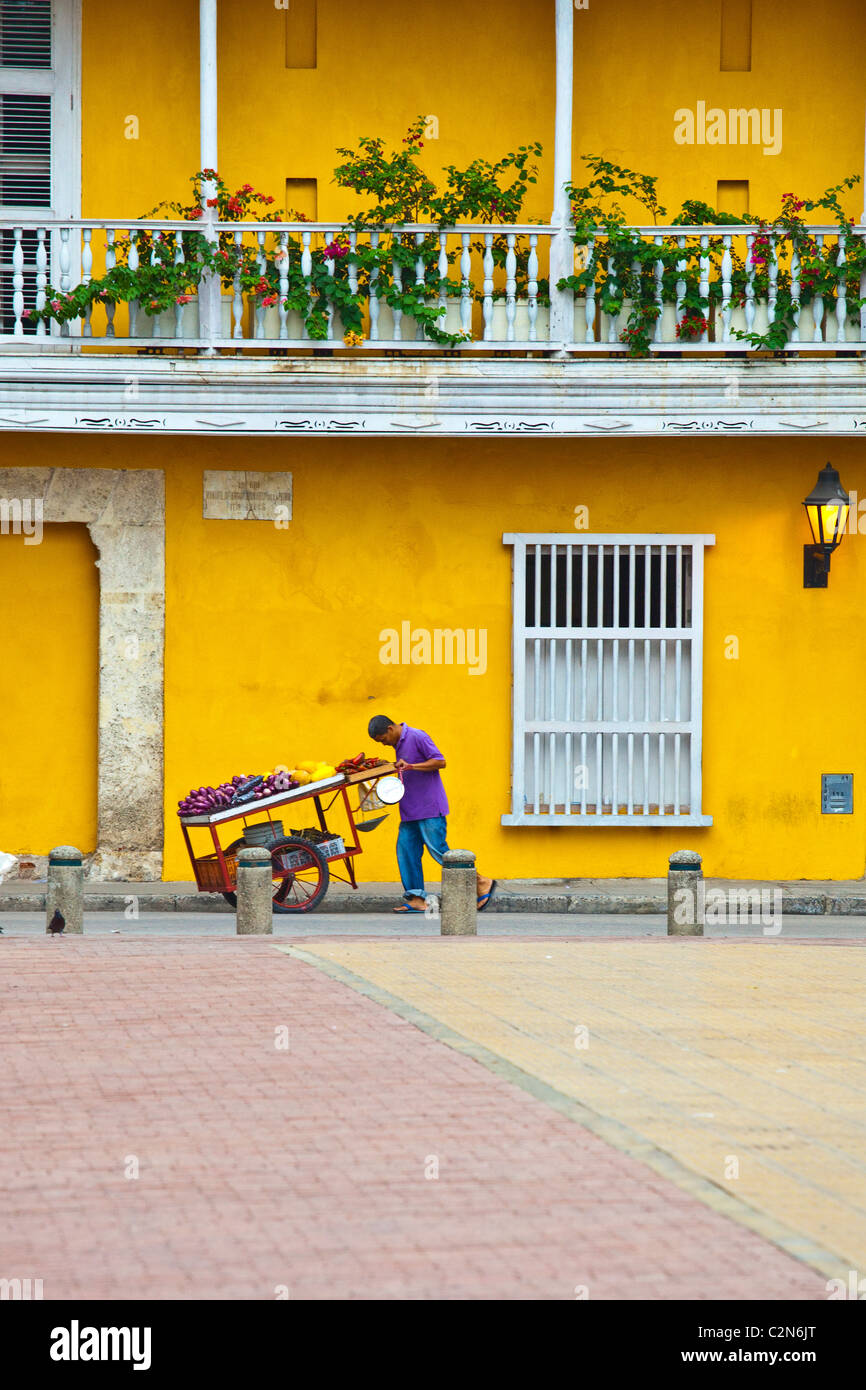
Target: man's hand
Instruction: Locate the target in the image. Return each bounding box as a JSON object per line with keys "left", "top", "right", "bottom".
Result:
{"left": 395, "top": 759, "right": 414, "bottom": 772}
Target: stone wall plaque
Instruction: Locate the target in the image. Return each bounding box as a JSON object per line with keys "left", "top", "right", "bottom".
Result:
{"left": 203, "top": 470, "right": 293, "bottom": 522}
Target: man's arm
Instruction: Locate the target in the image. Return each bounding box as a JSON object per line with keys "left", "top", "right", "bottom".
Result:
{"left": 396, "top": 757, "right": 446, "bottom": 772}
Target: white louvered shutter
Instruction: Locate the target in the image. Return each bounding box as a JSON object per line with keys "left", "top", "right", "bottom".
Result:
{"left": 0, "top": 1, "right": 78, "bottom": 332}
{"left": 503, "top": 534, "right": 714, "bottom": 826}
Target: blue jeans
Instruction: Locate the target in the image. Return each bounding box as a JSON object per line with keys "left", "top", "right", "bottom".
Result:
{"left": 396, "top": 816, "right": 450, "bottom": 898}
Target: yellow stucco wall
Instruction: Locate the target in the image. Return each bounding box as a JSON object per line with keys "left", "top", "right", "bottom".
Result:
{"left": 81, "top": 0, "right": 866, "bottom": 225}
{"left": 12, "top": 1, "right": 863, "bottom": 881}
{"left": 3, "top": 436, "right": 866, "bottom": 880}
{"left": 0, "top": 523, "right": 98, "bottom": 854}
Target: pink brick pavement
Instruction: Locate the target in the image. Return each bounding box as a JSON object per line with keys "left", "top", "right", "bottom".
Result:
{"left": 0, "top": 937, "right": 825, "bottom": 1300}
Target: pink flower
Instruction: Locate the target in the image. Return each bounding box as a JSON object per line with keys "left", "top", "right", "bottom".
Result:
{"left": 262, "top": 294, "right": 278, "bottom": 307}
{"left": 176, "top": 293, "right": 194, "bottom": 305}
{"left": 50, "top": 299, "right": 61, "bottom": 311}
{"left": 324, "top": 240, "right": 349, "bottom": 260}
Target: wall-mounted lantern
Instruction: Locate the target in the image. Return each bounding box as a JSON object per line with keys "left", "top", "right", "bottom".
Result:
{"left": 803, "top": 464, "right": 850, "bottom": 588}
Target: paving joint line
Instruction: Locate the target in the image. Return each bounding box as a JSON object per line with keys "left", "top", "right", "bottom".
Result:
{"left": 277, "top": 942, "right": 847, "bottom": 1285}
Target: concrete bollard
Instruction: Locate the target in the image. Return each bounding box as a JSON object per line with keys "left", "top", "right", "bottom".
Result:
{"left": 667, "top": 849, "right": 704, "bottom": 936}
{"left": 236, "top": 846, "right": 274, "bottom": 935}
{"left": 440, "top": 849, "right": 477, "bottom": 936}
{"left": 46, "top": 845, "right": 84, "bottom": 935}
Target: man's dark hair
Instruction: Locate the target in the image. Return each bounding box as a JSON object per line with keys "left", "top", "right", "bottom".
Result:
{"left": 368, "top": 715, "right": 395, "bottom": 738}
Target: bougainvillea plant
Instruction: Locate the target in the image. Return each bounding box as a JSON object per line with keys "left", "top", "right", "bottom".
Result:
{"left": 557, "top": 156, "right": 863, "bottom": 356}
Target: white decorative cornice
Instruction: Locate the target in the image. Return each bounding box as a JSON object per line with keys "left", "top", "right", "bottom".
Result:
{"left": 0, "top": 355, "right": 864, "bottom": 436}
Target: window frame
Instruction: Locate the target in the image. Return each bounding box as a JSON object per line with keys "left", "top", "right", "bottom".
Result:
{"left": 502, "top": 532, "right": 715, "bottom": 828}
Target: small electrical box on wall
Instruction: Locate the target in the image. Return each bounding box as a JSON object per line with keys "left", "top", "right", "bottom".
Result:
{"left": 821, "top": 774, "right": 853, "bottom": 814}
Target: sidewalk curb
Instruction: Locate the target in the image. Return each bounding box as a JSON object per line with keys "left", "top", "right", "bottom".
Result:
{"left": 2, "top": 887, "right": 866, "bottom": 914}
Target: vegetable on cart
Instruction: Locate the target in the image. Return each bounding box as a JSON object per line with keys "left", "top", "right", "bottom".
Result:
{"left": 178, "top": 756, "right": 397, "bottom": 913}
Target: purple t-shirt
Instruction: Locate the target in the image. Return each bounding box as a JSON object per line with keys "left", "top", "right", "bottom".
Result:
{"left": 395, "top": 724, "right": 449, "bottom": 821}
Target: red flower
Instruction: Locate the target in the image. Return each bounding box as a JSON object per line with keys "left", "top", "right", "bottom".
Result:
{"left": 206, "top": 197, "right": 218, "bottom": 208}
{"left": 262, "top": 294, "right": 278, "bottom": 307}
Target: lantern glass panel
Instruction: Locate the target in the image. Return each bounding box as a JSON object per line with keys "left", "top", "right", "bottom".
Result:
{"left": 806, "top": 501, "right": 848, "bottom": 547}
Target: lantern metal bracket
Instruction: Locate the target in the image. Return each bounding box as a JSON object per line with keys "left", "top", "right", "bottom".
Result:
{"left": 804, "top": 545, "right": 831, "bottom": 588}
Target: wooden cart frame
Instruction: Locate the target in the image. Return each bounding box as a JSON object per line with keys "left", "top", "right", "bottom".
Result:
{"left": 179, "top": 764, "right": 396, "bottom": 913}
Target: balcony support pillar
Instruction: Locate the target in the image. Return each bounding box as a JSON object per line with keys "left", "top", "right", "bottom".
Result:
{"left": 549, "top": 0, "right": 574, "bottom": 350}
{"left": 198, "top": 0, "right": 221, "bottom": 355}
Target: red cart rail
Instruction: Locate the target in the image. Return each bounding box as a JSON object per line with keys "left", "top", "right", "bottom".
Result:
{"left": 179, "top": 765, "right": 396, "bottom": 913}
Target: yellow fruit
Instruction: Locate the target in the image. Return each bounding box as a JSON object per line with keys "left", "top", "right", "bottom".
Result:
{"left": 311, "top": 764, "right": 336, "bottom": 781}
{"left": 290, "top": 769, "right": 312, "bottom": 785}
{"left": 298, "top": 761, "right": 320, "bottom": 773}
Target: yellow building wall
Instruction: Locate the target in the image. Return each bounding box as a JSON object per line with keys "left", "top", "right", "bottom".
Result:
{"left": 81, "top": 0, "right": 866, "bottom": 228}
{"left": 0, "top": 523, "right": 98, "bottom": 854}
{"left": 573, "top": 0, "right": 866, "bottom": 219}
{"left": 4, "top": 436, "right": 866, "bottom": 881}
{"left": 29, "top": 0, "right": 866, "bottom": 882}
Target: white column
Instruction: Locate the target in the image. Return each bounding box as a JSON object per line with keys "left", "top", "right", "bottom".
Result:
{"left": 198, "top": 0, "right": 221, "bottom": 351}
{"left": 200, "top": 0, "right": 218, "bottom": 182}
{"left": 549, "top": 0, "right": 574, "bottom": 346}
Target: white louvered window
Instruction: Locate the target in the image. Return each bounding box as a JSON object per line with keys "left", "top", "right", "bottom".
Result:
{"left": 0, "top": 0, "right": 78, "bottom": 333}
{"left": 503, "top": 534, "right": 714, "bottom": 827}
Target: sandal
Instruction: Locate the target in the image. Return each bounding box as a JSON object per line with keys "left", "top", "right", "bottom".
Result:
{"left": 477, "top": 880, "right": 497, "bottom": 912}
{"left": 393, "top": 902, "right": 425, "bottom": 914}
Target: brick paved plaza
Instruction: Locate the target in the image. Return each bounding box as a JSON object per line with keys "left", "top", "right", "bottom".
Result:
{"left": 1, "top": 931, "right": 862, "bottom": 1300}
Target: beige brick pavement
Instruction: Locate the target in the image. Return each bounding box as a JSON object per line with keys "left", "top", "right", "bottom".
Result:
{"left": 290, "top": 937, "right": 866, "bottom": 1275}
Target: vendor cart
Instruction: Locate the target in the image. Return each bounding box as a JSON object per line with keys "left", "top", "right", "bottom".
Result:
{"left": 179, "top": 763, "right": 397, "bottom": 913}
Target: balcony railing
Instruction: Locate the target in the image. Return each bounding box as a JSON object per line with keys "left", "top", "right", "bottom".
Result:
{"left": 2, "top": 218, "right": 865, "bottom": 354}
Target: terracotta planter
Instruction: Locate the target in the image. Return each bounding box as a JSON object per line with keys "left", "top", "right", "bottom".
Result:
{"left": 142, "top": 293, "right": 234, "bottom": 339}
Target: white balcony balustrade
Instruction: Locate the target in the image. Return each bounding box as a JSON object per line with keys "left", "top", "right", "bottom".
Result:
{"left": 1, "top": 218, "right": 865, "bottom": 355}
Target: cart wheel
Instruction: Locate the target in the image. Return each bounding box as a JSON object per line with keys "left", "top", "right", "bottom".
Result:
{"left": 220, "top": 838, "right": 247, "bottom": 910}
{"left": 221, "top": 835, "right": 330, "bottom": 914}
